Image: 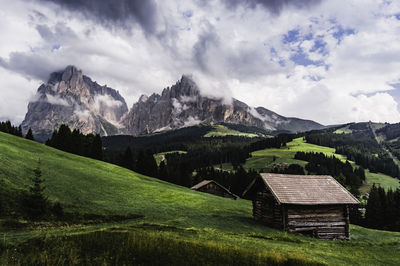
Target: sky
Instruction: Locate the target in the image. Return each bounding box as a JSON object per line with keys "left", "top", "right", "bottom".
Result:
{"left": 1, "top": 0, "right": 400, "bottom": 125}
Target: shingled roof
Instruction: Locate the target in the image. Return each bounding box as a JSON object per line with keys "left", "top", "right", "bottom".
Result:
{"left": 248, "top": 173, "right": 360, "bottom": 205}
{"left": 191, "top": 180, "right": 214, "bottom": 190}
{"left": 191, "top": 180, "right": 239, "bottom": 199}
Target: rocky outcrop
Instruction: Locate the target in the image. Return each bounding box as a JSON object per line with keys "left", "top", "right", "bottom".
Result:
{"left": 22, "top": 67, "right": 324, "bottom": 141}
{"left": 121, "top": 75, "right": 324, "bottom": 135}
{"left": 21, "top": 66, "right": 128, "bottom": 142}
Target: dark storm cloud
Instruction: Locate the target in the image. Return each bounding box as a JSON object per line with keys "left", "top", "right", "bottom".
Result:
{"left": 222, "top": 0, "right": 321, "bottom": 13}
{"left": 36, "top": 23, "right": 77, "bottom": 43}
{"left": 193, "top": 27, "right": 220, "bottom": 73}
{"left": 0, "top": 53, "right": 61, "bottom": 81}
{"left": 38, "top": 0, "right": 159, "bottom": 34}
{"left": 0, "top": 22, "right": 79, "bottom": 81}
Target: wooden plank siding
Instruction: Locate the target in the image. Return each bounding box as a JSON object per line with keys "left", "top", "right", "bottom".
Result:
{"left": 285, "top": 205, "right": 348, "bottom": 240}
{"left": 252, "top": 194, "right": 350, "bottom": 239}
{"left": 253, "top": 188, "right": 283, "bottom": 229}
{"left": 244, "top": 174, "right": 359, "bottom": 240}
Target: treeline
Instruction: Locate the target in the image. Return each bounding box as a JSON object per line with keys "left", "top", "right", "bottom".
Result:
{"left": 112, "top": 145, "right": 258, "bottom": 191}
{"left": 0, "top": 121, "right": 22, "bottom": 137}
{"left": 106, "top": 132, "right": 300, "bottom": 189}
{"left": 270, "top": 164, "right": 305, "bottom": 175}
{"left": 294, "top": 152, "right": 365, "bottom": 195}
{"left": 248, "top": 134, "right": 294, "bottom": 151}
{"left": 194, "top": 166, "right": 260, "bottom": 197}
{"left": 46, "top": 125, "right": 103, "bottom": 160}
{"left": 115, "top": 147, "right": 159, "bottom": 179}
{"left": 305, "top": 133, "right": 379, "bottom": 152}
{"left": 375, "top": 122, "right": 400, "bottom": 141}
{"left": 112, "top": 147, "right": 249, "bottom": 188}
{"left": 377, "top": 123, "right": 400, "bottom": 163}
{"left": 305, "top": 134, "right": 399, "bottom": 179}
{"left": 364, "top": 185, "right": 400, "bottom": 231}
{"left": 336, "top": 146, "right": 399, "bottom": 178}
{"left": 0, "top": 120, "right": 34, "bottom": 140}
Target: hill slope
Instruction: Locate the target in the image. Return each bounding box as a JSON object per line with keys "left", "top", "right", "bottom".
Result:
{"left": 1, "top": 132, "right": 400, "bottom": 265}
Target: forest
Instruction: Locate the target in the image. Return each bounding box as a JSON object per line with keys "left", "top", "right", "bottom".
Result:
{"left": 305, "top": 133, "right": 400, "bottom": 179}
{"left": 1, "top": 121, "right": 400, "bottom": 232}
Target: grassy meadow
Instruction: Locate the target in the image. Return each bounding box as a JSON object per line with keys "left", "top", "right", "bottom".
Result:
{"left": 204, "top": 124, "right": 262, "bottom": 138}
{"left": 1, "top": 132, "right": 400, "bottom": 265}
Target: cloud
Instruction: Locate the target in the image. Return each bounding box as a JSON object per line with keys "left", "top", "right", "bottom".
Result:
{"left": 192, "top": 23, "right": 220, "bottom": 73}
{"left": 0, "top": 52, "right": 62, "bottom": 81}
{"left": 73, "top": 109, "right": 90, "bottom": 120}
{"left": 45, "top": 94, "right": 70, "bottom": 106}
{"left": 183, "top": 116, "right": 201, "bottom": 127}
{"left": 180, "top": 95, "right": 197, "bottom": 103}
{"left": 37, "top": 0, "right": 160, "bottom": 35}
{"left": 1, "top": 0, "right": 400, "bottom": 127}
{"left": 221, "top": 0, "right": 321, "bottom": 14}
{"left": 172, "top": 98, "right": 183, "bottom": 114}
{"left": 93, "top": 95, "right": 123, "bottom": 110}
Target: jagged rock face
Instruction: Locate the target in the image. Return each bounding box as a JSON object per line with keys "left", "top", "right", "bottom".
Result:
{"left": 121, "top": 75, "right": 324, "bottom": 135}
{"left": 22, "top": 66, "right": 128, "bottom": 142}
{"left": 22, "top": 67, "right": 323, "bottom": 141}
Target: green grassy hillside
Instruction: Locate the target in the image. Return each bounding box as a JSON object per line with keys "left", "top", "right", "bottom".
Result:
{"left": 204, "top": 124, "right": 262, "bottom": 138}
{"left": 1, "top": 132, "right": 400, "bottom": 265}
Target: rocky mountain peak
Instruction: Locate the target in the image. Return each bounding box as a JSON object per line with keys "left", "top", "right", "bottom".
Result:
{"left": 61, "top": 65, "right": 81, "bottom": 82}
{"left": 23, "top": 66, "right": 324, "bottom": 141}
{"left": 171, "top": 75, "right": 200, "bottom": 98}
{"left": 22, "top": 66, "right": 128, "bottom": 142}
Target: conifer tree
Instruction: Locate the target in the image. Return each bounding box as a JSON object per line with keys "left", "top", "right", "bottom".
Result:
{"left": 91, "top": 134, "right": 103, "bottom": 160}
{"left": 25, "top": 128, "right": 34, "bottom": 140}
{"left": 121, "top": 147, "right": 134, "bottom": 170}
{"left": 24, "top": 160, "right": 48, "bottom": 219}
{"left": 365, "top": 185, "right": 382, "bottom": 229}
{"left": 158, "top": 161, "right": 168, "bottom": 180}
{"left": 136, "top": 149, "right": 158, "bottom": 177}
{"left": 17, "top": 125, "right": 23, "bottom": 137}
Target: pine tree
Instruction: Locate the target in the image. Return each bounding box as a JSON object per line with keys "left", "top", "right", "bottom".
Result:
{"left": 17, "top": 125, "right": 23, "bottom": 137}
{"left": 365, "top": 185, "right": 382, "bottom": 229}
{"left": 90, "top": 134, "right": 103, "bottom": 160}
{"left": 25, "top": 128, "right": 34, "bottom": 140}
{"left": 23, "top": 160, "right": 48, "bottom": 219}
{"left": 136, "top": 149, "right": 158, "bottom": 177}
{"left": 158, "top": 161, "right": 168, "bottom": 181}
{"left": 121, "top": 147, "right": 134, "bottom": 170}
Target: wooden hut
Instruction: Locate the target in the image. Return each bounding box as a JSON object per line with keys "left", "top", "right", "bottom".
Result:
{"left": 243, "top": 173, "right": 360, "bottom": 240}
{"left": 191, "top": 180, "right": 238, "bottom": 200}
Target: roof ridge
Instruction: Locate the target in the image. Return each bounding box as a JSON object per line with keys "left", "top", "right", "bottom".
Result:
{"left": 258, "top": 173, "right": 360, "bottom": 205}
{"left": 262, "top": 173, "right": 332, "bottom": 179}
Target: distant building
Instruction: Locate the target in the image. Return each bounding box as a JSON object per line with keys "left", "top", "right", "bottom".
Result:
{"left": 243, "top": 173, "right": 360, "bottom": 240}
{"left": 273, "top": 162, "right": 289, "bottom": 169}
{"left": 191, "top": 180, "right": 238, "bottom": 200}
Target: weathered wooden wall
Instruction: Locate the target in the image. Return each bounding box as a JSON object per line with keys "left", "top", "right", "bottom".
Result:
{"left": 285, "top": 205, "right": 349, "bottom": 240}
{"left": 252, "top": 188, "right": 283, "bottom": 229}
{"left": 252, "top": 187, "right": 350, "bottom": 240}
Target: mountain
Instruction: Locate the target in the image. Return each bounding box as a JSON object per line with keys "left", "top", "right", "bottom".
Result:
{"left": 21, "top": 66, "right": 128, "bottom": 142}
{"left": 22, "top": 66, "right": 324, "bottom": 141}
{"left": 121, "top": 75, "right": 324, "bottom": 135}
